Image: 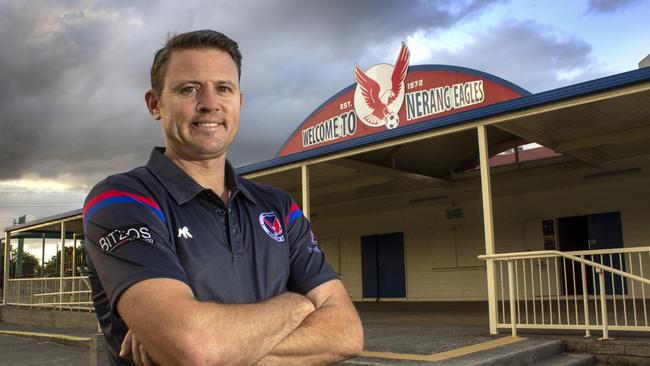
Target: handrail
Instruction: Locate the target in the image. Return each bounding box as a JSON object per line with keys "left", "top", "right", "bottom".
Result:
{"left": 33, "top": 290, "right": 92, "bottom": 297}
{"left": 7, "top": 276, "right": 89, "bottom": 282}
{"left": 563, "top": 246, "right": 650, "bottom": 256}
{"left": 4, "top": 276, "right": 94, "bottom": 311}
{"left": 8, "top": 301, "right": 92, "bottom": 306}
{"left": 479, "top": 250, "right": 650, "bottom": 286}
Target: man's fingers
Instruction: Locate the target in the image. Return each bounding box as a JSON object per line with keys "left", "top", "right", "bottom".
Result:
{"left": 119, "top": 329, "right": 133, "bottom": 358}
{"left": 141, "top": 344, "right": 155, "bottom": 366}
{"left": 132, "top": 333, "right": 143, "bottom": 366}
{"left": 122, "top": 330, "right": 154, "bottom": 366}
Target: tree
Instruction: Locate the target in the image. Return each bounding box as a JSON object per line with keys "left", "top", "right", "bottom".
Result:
{"left": 43, "top": 244, "right": 86, "bottom": 277}
{"left": 10, "top": 248, "right": 41, "bottom": 278}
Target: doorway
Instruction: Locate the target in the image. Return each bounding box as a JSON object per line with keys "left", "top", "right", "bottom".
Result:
{"left": 557, "top": 211, "right": 625, "bottom": 295}
{"left": 361, "top": 232, "right": 406, "bottom": 299}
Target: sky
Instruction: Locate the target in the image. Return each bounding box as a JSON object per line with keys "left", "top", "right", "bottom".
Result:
{"left": 0, "top": 0, "right": 648, "bottom": 230}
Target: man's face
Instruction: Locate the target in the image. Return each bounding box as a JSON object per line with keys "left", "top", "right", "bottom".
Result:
{"left": 148, "top": 48, "right": 242, "bottom": 161}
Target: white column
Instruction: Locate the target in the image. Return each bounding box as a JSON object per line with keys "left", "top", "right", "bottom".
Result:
{"left": 59, "top": 222, "right": 65, "bottom": 309}
{"left": 72, "top": 233, "right": 77, "bottom": 278}
{"left": 301, "top": 165, "right": 311, "bottom": 220}
{"left": 41, "top": 234, "right": 45, "bottom": 277}
{"left": 2, "top": 232, "right": 10, "bottom": 305}
{"left": 477, "top": 125, "right": 498, "bottom": 335}
{"left": 72, "top": 233, "right": 77, "bottom": 301}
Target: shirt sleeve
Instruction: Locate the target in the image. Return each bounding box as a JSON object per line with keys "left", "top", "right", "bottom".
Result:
{"left": 83, "top": 175, "right": 189, "bottom": 315}
{"left": 283, "top": 195, "right": 339, "bottom": 294}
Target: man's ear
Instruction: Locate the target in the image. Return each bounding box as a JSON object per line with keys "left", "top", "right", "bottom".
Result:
{"left": 145, "top": 89, "right": 162, "bottom": 120}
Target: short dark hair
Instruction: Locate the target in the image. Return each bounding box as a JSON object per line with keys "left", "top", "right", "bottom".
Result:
{"left": 150, "top": 30, "right": 242, "bottom": 94}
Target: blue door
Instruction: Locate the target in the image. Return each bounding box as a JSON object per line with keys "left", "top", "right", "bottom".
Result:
{"left": 361, "top": 232, "right": 406, "bottom": 299}
{"left": 361, "top": 236, "right": 379, "bottom": 299}
{"left": 588, "top": 212, "right": 626, "bottom": 295}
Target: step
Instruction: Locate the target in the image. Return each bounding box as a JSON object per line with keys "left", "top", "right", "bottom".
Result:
{"left": 532, "top": 352, "right": 594, "bottom": 366}
{"left": 562, "top": 338, "right": 650, "bottom": 366}
{"left": 430, "top": 339, "right": 564, "bottom": 366}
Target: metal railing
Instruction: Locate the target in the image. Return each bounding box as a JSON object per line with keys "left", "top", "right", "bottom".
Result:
{"left": 4, "top": 276, "right": 93, "bottom": 311}
{"left": 479, "top": 247, "right": 650, "bottom": 339}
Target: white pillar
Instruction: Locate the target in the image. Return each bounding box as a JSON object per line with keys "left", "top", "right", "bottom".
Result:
{"left": 2, "top": 232, "right": 10, "bottom": 305}
{"left": 72, "top": 233, "right": 77, "bottom": 302}
{"left": 59, "top": 222, "right": 65, "bottom": 309}
{"left": 477, "top": 125, "right": 498, "bottom": 335}
{"left": 72, "top": 233, "right": 77, "bottom": 278}
{"left": 301, "top": 165, "right": 311, "bottom": 220}
{"left": 41, "top": 234, "right": 45, "bottom": 277}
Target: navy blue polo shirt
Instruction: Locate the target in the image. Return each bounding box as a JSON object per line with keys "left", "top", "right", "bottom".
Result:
{"left": 83, "top": 147, "right": 337, "bottom": 364}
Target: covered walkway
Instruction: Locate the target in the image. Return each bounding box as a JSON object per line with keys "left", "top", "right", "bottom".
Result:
{"left": 241, "top": 65, "right": 650, "bottom": 337}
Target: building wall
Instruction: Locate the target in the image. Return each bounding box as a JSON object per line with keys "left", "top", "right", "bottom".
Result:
{"left": 311, "top": 155, "right": 650, "bottom": 301}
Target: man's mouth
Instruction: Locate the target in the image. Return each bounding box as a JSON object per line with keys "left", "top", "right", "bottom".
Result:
{"left": 192, "top": 121, "right": 224, "bottom": 128}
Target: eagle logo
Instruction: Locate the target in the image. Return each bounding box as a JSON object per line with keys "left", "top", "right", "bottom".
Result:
{"left": 259, "top": 212, "right": 285, "bottom": 242}
{"left": 353, "top": 42, "right": 410, "bottom": 130}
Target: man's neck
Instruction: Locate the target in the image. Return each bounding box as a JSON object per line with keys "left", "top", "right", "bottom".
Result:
{"left": 164, "top": 148, "right": 230, "bottom": 205}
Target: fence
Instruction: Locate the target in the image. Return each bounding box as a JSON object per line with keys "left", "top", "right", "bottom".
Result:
{"left": 4, "top": 276, "right": 93, "bottom": 311}
{"left": 479, "top": 247, "right": 650, "bottom": 339}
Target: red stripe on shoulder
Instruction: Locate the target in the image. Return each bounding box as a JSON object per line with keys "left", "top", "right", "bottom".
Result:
{"left": 83, "top": 189, "right": 160, "bottom": 218}
{"left": 289, "top": 203, "right": 301, "bottom": 213}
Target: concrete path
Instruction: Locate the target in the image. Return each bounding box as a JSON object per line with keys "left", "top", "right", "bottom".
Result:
{"left": 346, "top": 302, "right": 503, "bottom": 365}
{"left": 0, "top": 323, "right": 97, "bottom": 338}
{"left": 0, "top": 333, "right": 88, "bottom": 366}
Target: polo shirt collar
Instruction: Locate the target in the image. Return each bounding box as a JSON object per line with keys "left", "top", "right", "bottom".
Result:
{"left": 225, "top": 159, "right": 257, "bottom": 205}
{"left": 146, "top": 147, "right": 256, "bottom": 205}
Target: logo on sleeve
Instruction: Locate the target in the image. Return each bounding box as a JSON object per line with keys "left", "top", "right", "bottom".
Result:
{"left": 259, "top": 212, "right": 285, "bottom": 242}
{"left": 98, "top": 224, "right": 153, "bottom": 253}
{"left": 307, "top": 231, "right": 323, "bottom": 254}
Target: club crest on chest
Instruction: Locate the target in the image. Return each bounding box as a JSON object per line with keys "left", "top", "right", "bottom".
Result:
{"left": 259, "top": 212, "right": 285, "bottom": 242}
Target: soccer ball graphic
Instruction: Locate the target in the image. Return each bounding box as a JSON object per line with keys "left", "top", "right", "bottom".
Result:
{"left": 384, "top": 112, "right": 400, "bottom": 129}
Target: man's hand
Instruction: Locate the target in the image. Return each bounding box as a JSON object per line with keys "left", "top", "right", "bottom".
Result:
{"left": 120, "top": 329, "right": 157, "bottom": 366}
{"left": 257, "top": 280, "right": 364, "bottom": 365}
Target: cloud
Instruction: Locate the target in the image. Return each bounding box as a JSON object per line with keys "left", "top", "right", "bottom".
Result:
{"left": 409, "top": 20, "right": 608, "bottom": 93}
{"left": 586, "top": 0, "right": 643, "bottom": 13}
{"left": 0, "top": 1, "right": 159, "bottom": 182}
{"left": 0, "top": 0, "right": 501, "bottom": 185}
{"left": 0, "top": 192, "right": 86, "bottom": 231}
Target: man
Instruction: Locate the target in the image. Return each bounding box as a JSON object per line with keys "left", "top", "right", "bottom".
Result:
{"left": 83, "top": 30, "right": 364, "bottom": 365}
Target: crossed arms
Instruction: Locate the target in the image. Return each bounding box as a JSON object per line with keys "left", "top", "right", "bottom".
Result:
{"left": 117, "top": 278, "right": 364, "bottom": 365}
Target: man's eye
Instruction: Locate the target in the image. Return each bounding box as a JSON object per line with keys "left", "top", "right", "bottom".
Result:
{"left": 217, "top": 85, "right": 232, "bottom": 93}
{"left": 180, "top": 86, "right": 197, "bottom": 94}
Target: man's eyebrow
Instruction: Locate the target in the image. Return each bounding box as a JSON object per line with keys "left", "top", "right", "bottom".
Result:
{"left": 216, "top": 80, "right": 237, "bottom": 87}
{"left": 170, "top": 80, "right": 201, "bottom": 87}
{"left": 172, "top": 80, "right": 237, "bottom": 87}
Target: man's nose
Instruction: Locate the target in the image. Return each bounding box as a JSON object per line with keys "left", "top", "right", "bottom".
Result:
{"left": 196, "top": 88, "right": 220, "bottom": 113}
